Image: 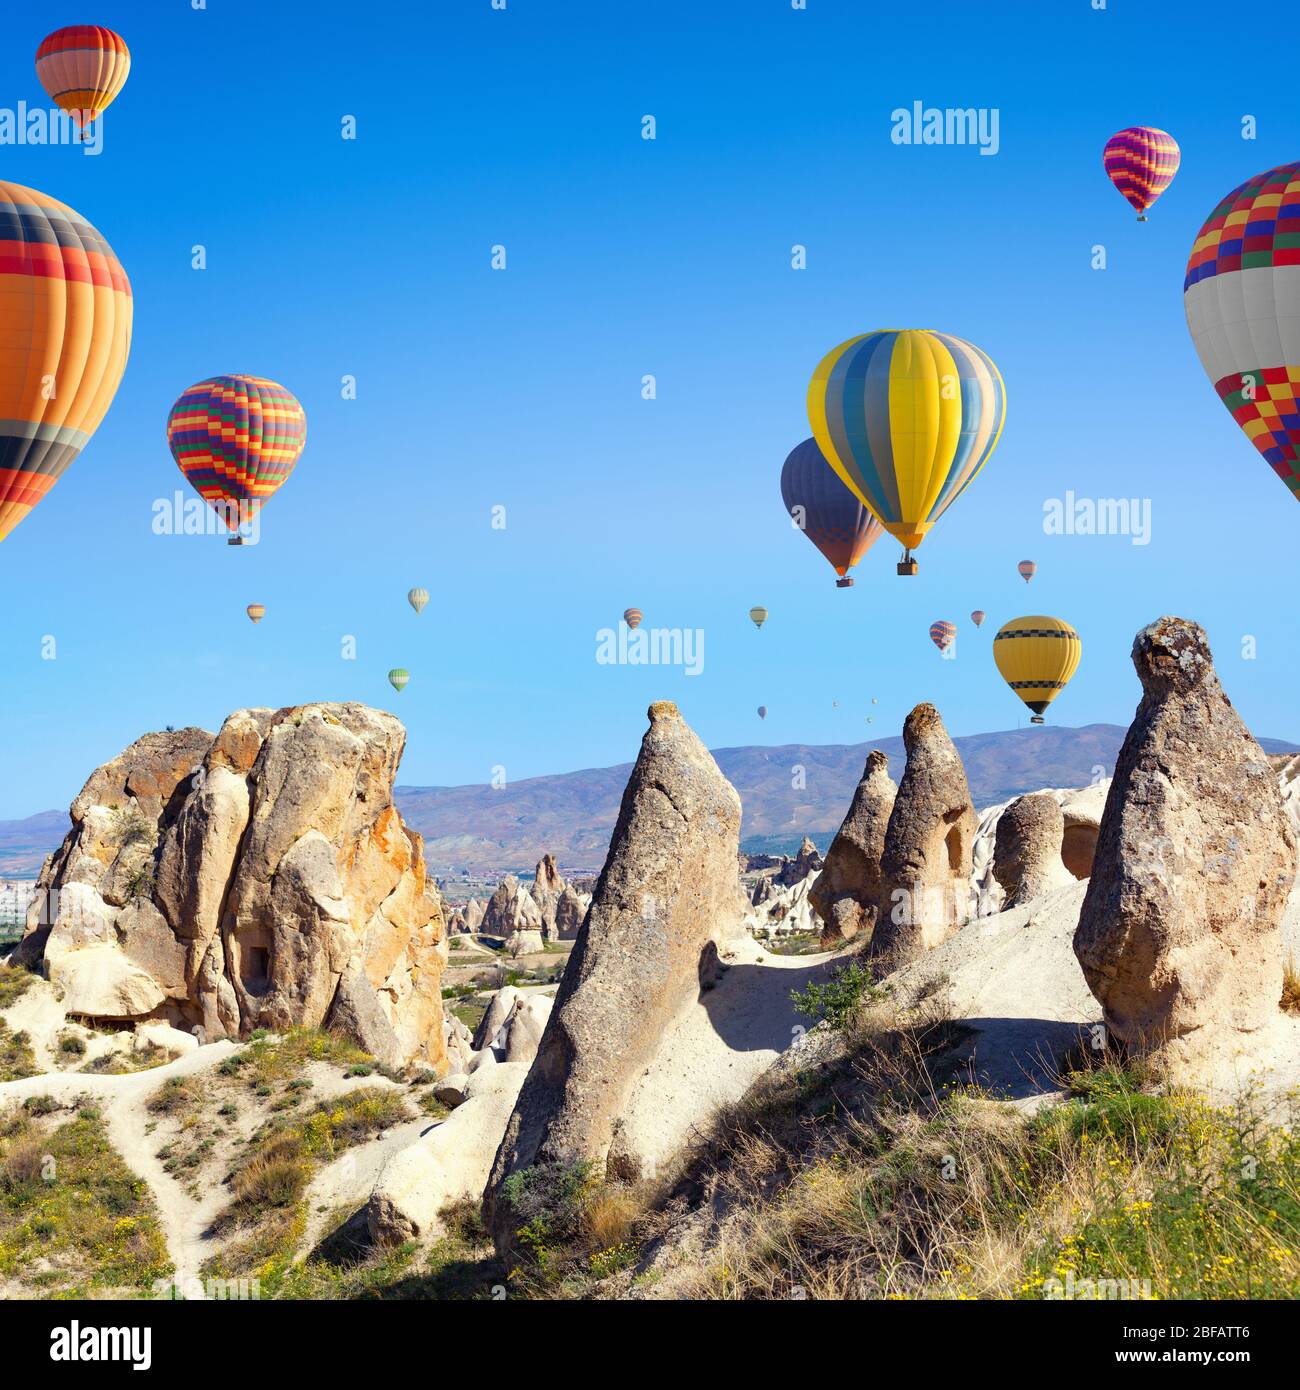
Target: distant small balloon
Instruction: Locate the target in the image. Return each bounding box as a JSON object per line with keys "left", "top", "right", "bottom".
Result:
{"left": 930, "top": 620, "right": 957, "bottom": 653}
{"left": 246, "top": 603, "right": 265, "bottom": 625}
{"left": 757, "top": 705, "right": 767, "bottom": 719}
{"left": 623, "top": 608, "right": 643, "bottom": 630}
{"left": 388, "top": 668, "right": 410, "bottom": 693}
{"left": 1018, "top": 560, "right": 1037, "bottom": 583}
{"left": 749, "top": 606, "right": 768, "bottom": 630}
{"left": 408, "top": 588, "right": 429, "bottom": 615}
{"left": 971, "top": 610, "right": 986, "bottom": 627}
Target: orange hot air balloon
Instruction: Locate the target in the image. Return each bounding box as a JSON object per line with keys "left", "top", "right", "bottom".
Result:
{"left": 0, "top": 182, "right": 133, "bottom": 544}
{"left": 246, "top": 604, "right": 265, "bottom": 624}
{"left": 1018, "top": 560, "right": 1036, "bottom": 583}
{"left": 623, "top": 608, "right": 643, "bottom": 630}
{"left": 971, "top": 610, "right": 986, "bottom": 628}
{"left": 35, "top": 26, "right": 131, "bottom": 136}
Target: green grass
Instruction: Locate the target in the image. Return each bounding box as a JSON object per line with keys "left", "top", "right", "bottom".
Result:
{"left": 0, "top": 1105, "right": 172, "bottom": 1296}
{"left": 0, "top": 1023, "right": 38, "bottom": 1082}
{"left": 0, "top": 963, "right": 36, "bottom": 1009}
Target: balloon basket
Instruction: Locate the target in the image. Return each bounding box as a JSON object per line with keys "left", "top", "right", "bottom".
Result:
{"left": 897, "top": 558, "right": 918, "bottom": 576}
{"left": 227, "top": 535, "right": 244, "bottom": 546}
{"left": 836, "top": 576, "right": 854, "bottom": 588}
{"left": 1030, "top": 716, "right": 1045, "bottom": 725}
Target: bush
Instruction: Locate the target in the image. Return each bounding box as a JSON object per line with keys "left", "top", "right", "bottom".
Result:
{"left": 59, "top": 1036, "right": 87, "bottom": 1056}
{"left": 791, "top": 960, "right": 882, "bottom": 1029}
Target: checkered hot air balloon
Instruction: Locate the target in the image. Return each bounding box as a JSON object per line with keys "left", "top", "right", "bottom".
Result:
{"left": 780, "top": 437, "right": 885, "bottom": 587}
{"left": 167, "top": 375, "right": 306, "bottom": 544}
{"left": 1185, "top": 161, "right": 1300, "bottom": 508}
{"left": 929, "top": 620, "right": 956, "bottom": 653}
{"left": 0, "top": 182, "right": 132, "bottom": 544}
{"left": 993, "top": 616, "right": 1081, "bottom": 724}
{"left": 808, "top": 330, "right": 1005, "bottom": 575}
{"left": 35, "top": 26, "right": 131, "bottom": 136}
{"left": 1103, "top": 127, "right": 1180, "bottom": 221}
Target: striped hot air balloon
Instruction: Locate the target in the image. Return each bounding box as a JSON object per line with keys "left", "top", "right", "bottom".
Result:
{"left": 971, "top": 610, "right": 986, "bottom": 627}
{"left": 246, "top": 604, "right": 265, "bottom": 624}
{"left": 35, "top": 26, "right": 131, "bottom": 136}
{"left": 0, "top": 182, "right": 132, "bottom": 544}
{"left": 408, "top": 588, "right": 429, "bottom": 615}
{"left": 1185, "top": 162, "right": 1300, "bottom": 508}
{"left": 388, "top": 669, "right": 410, "bottom": 693}
{"left": 1103, "top": 127, "right": 1180, "bottom": 221}
{"left": 808, "top": 330, "right": 1005, "bottom": 575}
{"left": 167, "top": 375, "right": 306, "bottom": 543}
{"left": 993, "top": 615, "right": 1081, "bottom": 724}
{"left": 780, "top": 437, "right": 885, "bottom": 586}
{"left": 929, "top": 620, "right": 957, "bottom": 653}
{"left": 623, "top": 608, "right": 642, "bottom": 630}
{"left": 1018, "top": 560, "right": 1037, "bottom": 583}
{"left": 749, "top": 606, "right": 768, "bottom": 629}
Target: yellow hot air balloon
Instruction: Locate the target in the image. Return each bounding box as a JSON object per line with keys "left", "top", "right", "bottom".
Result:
{"left": 749, "top": 606, "right": 768, "bottom": 630}
{"left": 246, "top": 603, "right": 265, "bottom": 624}
{"left": 0, "top": 182, "right": 132, "bottom": 543}
{"left": 993, "top": 615, "right": 1081, "bottom": 725}
{"left": 807, "top": 330, "right": 1006, "bottom": 574}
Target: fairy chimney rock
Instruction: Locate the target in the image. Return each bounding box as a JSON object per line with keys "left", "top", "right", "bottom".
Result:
{"left": 809, "top": 750, "right": 897, "bottom": 946}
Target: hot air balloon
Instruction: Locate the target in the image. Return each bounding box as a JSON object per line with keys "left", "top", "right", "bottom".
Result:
{"left": 808, "top": 330, "right": 1006, "bottom": 574}
{"left": 867, "top": 716, "right": 874, "bottom": 724}
{"left": 780, "top": 437, "right": 885, "bottom": 586}
{"left": 408, "top": 588, "right": 429, "bottom": 615}
{"left": 0, "top": 183, "right": 132, "bottom": 544}
{"left": 929, "top": 620, "right": 957, "bottom": 653}
{"left": 871, "top": 697, "right": 877, "bottom": 704}
{"left": 1185, "top": 162, "right": 1300, "bottom": 509}
{"left": 167, "top": 375, "right": 306, "bottom": 544}
{"left": 1103, "top": 127, "right": 1180, "bottom": 221}
{"left": 757, "top": 706, "right": 767, "bottom": 720}
{"left": 623, "top": 608, "right": 643, "bottom": 630}
{"left": 388, "top": 669, "right": 410, "bottom": 693}
{"left": 246, "top": 604, "right": 265, "bottom": 625}
{"left": 749, "top": 606, "right": 768, "bottom": 629}
{"left": 35, "top": 26, "right": 131, "bottom": 137}
{"left": 971, "top": 610, "right": 986, "bottom": 627}
{"left": 1018, "top": 560, "right": 1037, "bottom": 583}
{"left": 993, "top": 615, "right": 1081, "bottom": 724}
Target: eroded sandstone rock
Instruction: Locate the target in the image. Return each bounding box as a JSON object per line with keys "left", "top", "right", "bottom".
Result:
{"left": 1074, "top": 618, "right": 1297, "bottom": 1085}
{"left": 992, "top": 793, "right": 1074, "bottom": 909}
{"left": 809, "top": 750, "right": 897, "bottom": 946}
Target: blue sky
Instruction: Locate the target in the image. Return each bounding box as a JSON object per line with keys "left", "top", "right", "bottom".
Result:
{"left": 0, "top": 0, "right": 1296, "bottom": 818}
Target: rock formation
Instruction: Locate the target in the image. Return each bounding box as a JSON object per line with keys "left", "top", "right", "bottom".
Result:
{"left": 486, "top": 700, "right": 747, "bottom": 1251}
{"left": 1074, "top": 618, "right": 1297, "bottom": 1086}
{"left": 870, "top": 704, "right": 977, "bottom": 966}
{"left": 992, "top": 793, "right": 1075, "bottom": 909}
{"left": 21, "top": 703, "right": 447, "bottom": 1070}
{"left": 809, "top": 750, "right": 897, "bottom": 946}
{"left": 774, "top": 836, "right": 823, "bottom": 887}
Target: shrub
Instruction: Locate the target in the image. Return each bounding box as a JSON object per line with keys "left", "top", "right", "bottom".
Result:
{"left": 791, "top": 960, "right": 882, "bottom": 1029}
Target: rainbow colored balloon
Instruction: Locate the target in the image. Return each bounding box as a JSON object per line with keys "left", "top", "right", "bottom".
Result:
{"left": 807, "top": 330, "right": 1005, "bottom": 572}
{"left": 1185, "top": 162, "right": 1300, "bottom": 505}
{"left": 929, "top": 620, "right": 957, "bottom": 653}
{"left": 167, "top": 375, "right": 306, "bottom": 540}
{"left": 35, "top": 26, "right": 131, "bottom": 133}
{"left": 0, "top": 181, "right": 133, "bottom": 544}
{"left": 1103, "top": 127, "right": 1180, "bottom": 221}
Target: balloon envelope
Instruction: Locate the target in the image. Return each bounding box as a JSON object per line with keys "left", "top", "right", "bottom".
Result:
{"left": 0, "top": 182, "right": 132, "bottom": 543}
{"left": 757, "top": 706, "right": 767, "bottom": 719}
{"left": 1185, "top": 162, "right": 1300, "bottom": 505}
{"left": 246, "top": 604, "right": 265, "bottom": 624}
{"left": 971, "top": 610, "right": 986, "bottom": 627}
{"left": 388, "top": 669, "right": 410, "bottom": 692}
{"left": 993, "top": 615, "right": 1081, "bottom": 722}
{"left": 749, "top": 606, "right": 768, "bottom": 629}
{"left": 780, "top": 436, "right": 884, "bottom": 581}
{"left": 623, "top": 608, "right": 642, "bottom": 630}
{"left": 36, "top": 26, "right": 131, "bottom": 130}
{"left": 1103, "top": 127, "right": 1179, "bottom": 219}
{"left": 167, "top": 375, "right": 306, "bottom": 537}
{"left": 408, "top": 588, "right": 429, "bottom": 614}
{"left": 1018, "top": 560, "right": 1036, "bottom": 582}
{"left": 929, "top": 620, "right": 957, "bottom": 652}
{"left": 807, "top": 330, "right": 1005, "bottom": 553}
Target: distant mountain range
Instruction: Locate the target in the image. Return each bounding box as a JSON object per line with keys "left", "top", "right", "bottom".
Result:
{"left": 6, "top": 724, "right": 1296, "bottom": 879}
